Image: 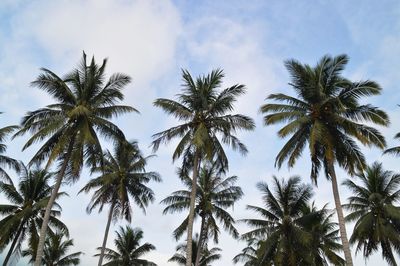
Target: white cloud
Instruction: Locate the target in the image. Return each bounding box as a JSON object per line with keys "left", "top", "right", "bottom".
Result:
{"left": 183, "top": 16, "right": 284, "bottom": 118}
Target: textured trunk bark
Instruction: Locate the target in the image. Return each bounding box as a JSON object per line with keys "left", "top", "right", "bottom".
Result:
{"left": 185, "top": 151, "right": 201, "bottom": 266}
{"left": 328, "top": 163, "right": 353, "bottom": 266}
{"left": 34, "top": 142, "right": 74, "bottom": 266}
{"left": 194, "top": 216, "right": 207, "bottom": 266}
{"left": 3, "top": 222, "right": 24, "bottom": 266}
{"left": 98, "top": 202, "right": 115, "bottom": 266}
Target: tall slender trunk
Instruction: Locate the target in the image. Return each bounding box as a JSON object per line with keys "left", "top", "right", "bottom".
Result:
{"left": 34, "top": 142, "right": 74, "bottom": 266}
{"left": 186, "top": 151, "right": 201, "bottom": 266}
{"left": 98, "top": 201, "right": 115, "bottom": 266}
{"left": 3, "top": 222, "right": 24, "bottom": 266}
{"left": 194, "top": 216, "right": 207, "bottom": 266}
{"left": 328, "top": 163, "right": 353, "bottom": 266}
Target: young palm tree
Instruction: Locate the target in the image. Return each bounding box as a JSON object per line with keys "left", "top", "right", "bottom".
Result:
{"left": 260, "top": 54, "right": 389, "bottom": 265}
{"left": 15, "top": 52, "right": 136, "bottom": 266}
{"left": 152, "top": 69, "right": 254, "bottom": 266}
{"left": 95, "top": 226, "right": 156, "bottom": 266}
{"left": 343, "top": 162, "right": 400, "bottom": 265}
{"left": 162, "top": 161, "right": 242, "bottom": 266}
{"left": 79, "top": 140, "right": 160, "bottom": 266}
{"left": 241, "top": 176, "right": 314, "bottom": 266}
{"left": 0, "top": 165, "right": 68, "bottom": 265}
{"left": 168, "top": 233, "right": 221, "bottom": 266}
{"left": 0, "top": 119, "right": 20, "bottom": 182}
{"left": 22, "top": 230, "right": 82, "bottom": 266}
{"left": 300, "top": 203, "right": 345, "bottom": 266}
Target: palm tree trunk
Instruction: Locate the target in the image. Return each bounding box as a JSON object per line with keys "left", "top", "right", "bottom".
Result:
{"left": 98, "top": 201, "right": 115, "bottom": 266}
{"left": 3, "top": 222, "right": 24, "bottom": 266}
{"left": 194, "top": 216, "right": 207, "bottom": 266}
{"left": 34, "top": 142, "right": 74, "bottom": 266}
{"left": 328, "top": 163, "right": 353, "bottom": 266}
{"left": 186, "top": 151, "right": 201, "bottom": 266}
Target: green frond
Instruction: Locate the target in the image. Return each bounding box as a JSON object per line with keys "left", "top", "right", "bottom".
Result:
{"left": 339, "top": 80, "right": 381, "bottom": 101}
{"left": 153, "top": 98, "right": 192, "bottom": 120}
{"left": 384, "top": 146, "right": 400, "bottom": 156}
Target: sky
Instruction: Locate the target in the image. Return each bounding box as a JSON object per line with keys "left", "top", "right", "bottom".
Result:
{"left": 0, "top": 0, "right": 399, "bottom": 265}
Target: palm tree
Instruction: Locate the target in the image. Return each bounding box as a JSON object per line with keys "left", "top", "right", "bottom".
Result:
{"left": 343, "top": 162, "right": 400, "bottom": 265}
{"left": 152, "top": 69, "right": 254, "bottom": 266}
{"left": 260, "top": 54, "right": 389, "bottom": 265}
{"left": 0, "top": 117, "right": 20, "bottom": 182}
{"left": 241, "top": 176, "right": 314, "bottom": 266}
{"left": 22, "top": 230, "right": 82, "bottom": 265}
{"left": 95, "top": 226, "right": 156, "bottom": 266}
{"left": 237, "top": 204, "right": 344, "bottom": 266}
{"left": 15, "top": 52, "right": 136, "bottom": 266}
{"left": 300, "top": 203, "right": 345, "bottom": 266}
{"left": 162, "top": 161, "right": 242, "bottom": 266}
{"left": 0, "top": 165, "right": 68, "bottom": 265}
{"left": 168, "top": 233, "right": 221, "bottom": 266}
{"left": 79, "top": 140, "right": 160, "bottom": 266}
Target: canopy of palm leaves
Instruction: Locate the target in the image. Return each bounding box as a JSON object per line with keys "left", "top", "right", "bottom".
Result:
{"left": 161, "top": 161, "right": 243, "bottom": 243}
{"left": 22, "top": 230, "right": 82, "bottom": 266}
{"left": 0, "top": 119, "right": 20, "bottom": 182}
{"left": 241, "top": 176, "right": 315, "bottom": 266}
{"left": 95, "top": 226, "right": 157, "bottom": 266}
{"left": 343, "top": 162, "right": 400, "bottom": 265}
{"left": 152, "top": 68, "right": 255, "bottom": 167}
{"left": 237, "top": 203, "right": 345, "bottom": 266}
{"left": 168, "top": 233, "right": 221, "bottom": 266}
{"left": 15, "top": 51, "right": 137, "bottom": 182}
{"left": 0, "top": 165, "right": 68, "bottom": 264}
{"left": 260, "top": 54, "right": 388, "bottom": 183}
{"left": 80, "top": 140, "right": 161, "bottom": 221}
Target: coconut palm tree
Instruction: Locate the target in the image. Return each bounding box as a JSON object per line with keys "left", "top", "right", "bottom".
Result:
{"left": 343, "top": 162, "right": 400, "bottom": 265}
{"left": 168, "top": 233, "right": 221, "bottom": 266}
{"left": 95, "top": 226, "right": 156, "bottom": 266}
{"left": 22, "top": 230, "right": 82, "bottom": 265}
{"left": 152, "top": 69, "right": 254, "bottom": 266}
{"left": 241, "top": 176, "right": 314, "bottom": 266}
{"left": 162, "top": 161, "right": 242, "bottom": 266}
{"left": 15, "top": 52, "right": 136, "bottom": 266}
{"left": 0, "top": 119, "right": 20, "bottom": 182}
{"left": 260, "top": 54, "right": 389, "bottom": 265}
{"left": 0, "top": 165, "right": 68, "bottom": 265}
{"left": 79, "top": 140, "right": 160, "bottom": 266}
{"left": 300, "top": 203, "right": 345, "bottom": 266}
{"left": 236, "top": 204, "right": 344, "bottom": 266}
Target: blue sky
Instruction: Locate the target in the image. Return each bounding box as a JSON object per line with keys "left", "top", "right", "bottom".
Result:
{"left": 0, "top": 0, "right": 399, "bottom": 265}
